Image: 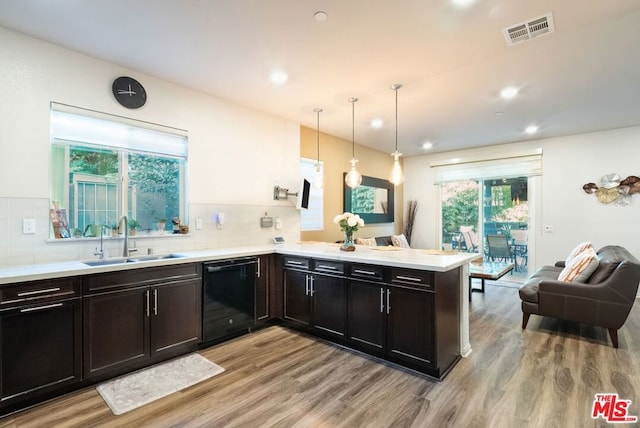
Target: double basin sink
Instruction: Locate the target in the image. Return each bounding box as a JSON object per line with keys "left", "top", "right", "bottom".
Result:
{"left": 82, "top": 253, "right": 185, "bottom": 267}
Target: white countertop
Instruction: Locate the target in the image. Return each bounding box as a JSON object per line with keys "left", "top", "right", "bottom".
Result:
{"left": 0, "top": 243, "right": 479, "bottom": 285}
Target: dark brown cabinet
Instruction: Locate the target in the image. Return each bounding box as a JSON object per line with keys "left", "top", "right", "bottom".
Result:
{"left": 347, "top": 263, "right": 459, "bottom": 378}
{"left": 256, "top": 254, "right": 271, "bottom": 321}
{"left": 0, "top": 278, "right": 82, "bottom": 410}
{"left": 83, "top": 264, "right": 202, "bottom": 380}
{"left": 283, "top": 257, "right": 347, "bottom": 338}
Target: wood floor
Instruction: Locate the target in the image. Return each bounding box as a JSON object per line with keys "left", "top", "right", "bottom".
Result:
{"left": 2, "top": 281, "right": 639, "bottom": 428}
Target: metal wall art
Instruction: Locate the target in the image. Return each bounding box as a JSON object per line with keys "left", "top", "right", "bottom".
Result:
{"left": 583, "top": 173, "right": 640, "bottom": 205}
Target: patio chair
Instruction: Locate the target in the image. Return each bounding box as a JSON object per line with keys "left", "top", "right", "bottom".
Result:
{"left": 511, "top": 229, "right": 528, "bottom": 272}
{"left": 486, "top": 234, "right": 513, "bottom": 263}
{"left": 460, "top": 226, "right": 480, "bottom": 252}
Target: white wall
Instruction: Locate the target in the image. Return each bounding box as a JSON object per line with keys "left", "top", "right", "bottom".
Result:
{"left": 0, "top": 26, "right": 301, "bottom": 266}
{"left": 404, "top": 126, "right": 640, "bottom": 268}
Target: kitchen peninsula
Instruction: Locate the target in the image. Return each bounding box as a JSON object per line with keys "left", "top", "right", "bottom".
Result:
{"left": 0, "top": 243, "right": 477, "bottom": 415}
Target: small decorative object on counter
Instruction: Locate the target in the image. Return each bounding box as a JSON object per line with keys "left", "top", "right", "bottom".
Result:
{"left": 333, "top": 212, "right": 364, "bottom": 252}
{"left": 172, "top": 217, "right": 181, "bottom": 234}
{"left": 128, "top": 219, "right": 141, "bottom": 236}
{"left": 157, "top": 218, "right": 166, "bottom": 232}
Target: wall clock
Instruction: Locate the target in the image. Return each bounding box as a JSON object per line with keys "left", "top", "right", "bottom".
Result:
{"left": 112, "top": 76, "right": 147, "bottom": 109}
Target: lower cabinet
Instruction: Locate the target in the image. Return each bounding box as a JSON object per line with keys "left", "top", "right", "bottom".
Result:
{"left": 83, "top": 264, "right": 202, "bottom": 380}
{"left": 283, "top": 258, "right": 347, "bottom": 338}
{"left": 0, "top": 278, "right": 82, "bottom": 411}
{"left": 348, "top": 280, "right": 435, "bottom": 367}
{"left": 256, "top": 254, "right": 272, "bottom": 321}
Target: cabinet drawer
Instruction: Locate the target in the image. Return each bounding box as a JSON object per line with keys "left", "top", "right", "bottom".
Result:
{"left": 282, "top": 257, "right": 310, "bottom": 270}
{"left": 84, "top": 263, "right": 201, "bottom": 293}
{"left": 350, "top": 264, "right": 385, "bottom": 281}
{"left": 0, "top": 277, "right": 80, "bottom": 308}
{"left": 313, "top": 259, "right": 345, "bottom": 275}
{"left": 390, "top": 268, "right": 434, "bottom": 289}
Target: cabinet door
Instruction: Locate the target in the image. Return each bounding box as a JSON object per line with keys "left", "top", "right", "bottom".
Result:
{"left": 256, "top": 255, "right": 270, "bottom": 320}
{"left": 83, "top": 287, "right": 150, "bottom": 379}
{"left": 0, "top": 298, "right": 81, "bottom": 403}
{"left": 311, "top": 274, "right": 346, "bottom": 337}
{"left": 347, "top": 280, "right": 386, "bottom": 351}
{"left": 283, "top": 269, "right": 311, "bottom": 325}
{"left": 386, "top": 285, "right": 435, "bottom": 367}
{"left": 151, "top": 278, "right": 202, "bottom": 357}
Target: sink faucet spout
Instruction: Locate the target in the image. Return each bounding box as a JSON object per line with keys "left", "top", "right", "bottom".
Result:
{"left": 118, "top": 215, "right": 129, "bottom": 257}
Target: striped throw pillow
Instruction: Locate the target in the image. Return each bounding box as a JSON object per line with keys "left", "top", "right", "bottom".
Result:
{"left": 558, "top": 248, "right": 599, "bottom": 282}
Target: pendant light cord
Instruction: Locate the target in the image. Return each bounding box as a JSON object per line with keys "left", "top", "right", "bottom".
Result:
{"left": 314, "top": 108, "right": 322, "bottom": 164}
{"left": 351, "top": 99, "right": 355, "bottom": 158}
{"left": 391, "top": 84, "right": 402, "bottom": 153}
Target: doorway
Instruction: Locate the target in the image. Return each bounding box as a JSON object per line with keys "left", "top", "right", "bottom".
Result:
{"left": 440, "top": 177, "right": 530, "bottom": 278}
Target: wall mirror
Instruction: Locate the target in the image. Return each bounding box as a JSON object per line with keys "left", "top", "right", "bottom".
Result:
{"left": 343, "top": 174, "right": 394, "bottom": 224}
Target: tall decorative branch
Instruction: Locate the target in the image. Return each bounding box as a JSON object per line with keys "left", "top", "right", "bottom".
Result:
{"left": 403, "top": 200, "right": 419, "bottom": 245}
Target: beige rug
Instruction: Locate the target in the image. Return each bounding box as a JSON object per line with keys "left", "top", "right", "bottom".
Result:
{"left": 96, "top": 353, "right": 224, "bottom": 415}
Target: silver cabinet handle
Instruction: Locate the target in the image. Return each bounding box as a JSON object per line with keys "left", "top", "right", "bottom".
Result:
{"left": 146, "top": 290, "right": 150, "bottom": 317}
{"left": 379, "top": 288, "right": 384, "bottom": 313}
{"left": 395, "top": 275, "right": 422, "bottom": 283}
{"left": 153, "top": 289, "right": 158, "bottom": 316}
{"left": 386, "top": 289, "right": 391, "bottom": 314}
{"left": 20, "top": 303, "right": 63, "bottom": 313}
{"left": 305, "top": 275, "right": 310, "bottom": 296}
{"left": 17, "top": 287, "right": 61, "bottom": 297}
{"left": 287, "top": 260, "right": 303, "bottom": 265}
{"left": 310, "top": 276, "right": 315, "bottom": 296}
{"left": 317, "top": 264, "right": 337, "bottom": 270}
{"left": 354, "top": 269, "right": 376, "bottom": 276}
{"left": 257, "top": 257, "right": 261, "bottom": 278}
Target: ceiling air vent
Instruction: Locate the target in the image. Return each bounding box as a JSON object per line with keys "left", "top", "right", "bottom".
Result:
{"left": 503, "top": 12, "right": 554, "bottom": 46}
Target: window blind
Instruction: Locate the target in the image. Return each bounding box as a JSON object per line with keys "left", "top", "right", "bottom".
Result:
{"left": 50, "top": 103, "right": 188, "bottom": 158}
{"left": 430, "top": 148, "right": 542, "bottom": 183}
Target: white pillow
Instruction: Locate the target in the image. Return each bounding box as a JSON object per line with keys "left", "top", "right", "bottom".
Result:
{"left": 355, "top": 237, "right": 377, "bottom": 246}
{"left": 558, "top": 248, "right": 599, "bottom": 282}
{"left": 391, "top": 234, "right": 410, "bottom": 248}
{"left": 565, "top": 241, "right": 595, "bottom": 265}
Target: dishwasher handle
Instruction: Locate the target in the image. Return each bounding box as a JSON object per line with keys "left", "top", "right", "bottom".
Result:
{"left": 205, "top": 260, "right": 257, "bottom": 273}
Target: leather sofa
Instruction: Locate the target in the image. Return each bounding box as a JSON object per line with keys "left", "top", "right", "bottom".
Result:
{"left": 519, "top": 245, "right": 640, "bottom": 348}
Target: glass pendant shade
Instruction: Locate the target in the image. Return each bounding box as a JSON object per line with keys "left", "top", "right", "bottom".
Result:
{"left": 313, "top": 163, "right": 324, "bottom": 189}
{"left": 345, "top": 158, "right": 362, "bottom": 188}
{"left": 389, "top": 151, "right": 405, "bottom": 185}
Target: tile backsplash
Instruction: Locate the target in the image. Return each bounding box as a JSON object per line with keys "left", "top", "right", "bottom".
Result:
{"left": 0, "top": 197, "right": 301, "bottom": 267}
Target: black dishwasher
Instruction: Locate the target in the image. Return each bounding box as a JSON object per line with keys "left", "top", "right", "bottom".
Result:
{"left": 202, "top": 257, "right": 257, "bottom": 343}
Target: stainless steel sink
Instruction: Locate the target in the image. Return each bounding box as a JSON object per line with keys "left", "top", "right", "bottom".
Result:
{"left": 82, "top": 253, "right": 185, "bottom": 267}
{"left": 126, "top": 254, "right": 186, "bottom": 262}
{"left": 82, "top": 258, "right": 135, "bottom": 267}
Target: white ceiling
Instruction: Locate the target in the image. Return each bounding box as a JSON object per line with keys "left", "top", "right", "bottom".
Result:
{"left": 1, "top": 0, "right": 640, "bottom": 156}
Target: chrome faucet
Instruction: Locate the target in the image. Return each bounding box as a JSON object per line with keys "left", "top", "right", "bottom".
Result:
{"left": 118, "top": 215, "right": 138, "bottom": 257}
{"left": 118, "top": 216, "right": 129, "bottom": 257}
{"left": 93, "top": 225, "right": 106, "bottom": 259}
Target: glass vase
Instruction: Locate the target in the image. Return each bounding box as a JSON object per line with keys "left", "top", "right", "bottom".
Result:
{"left": 341, "top": 230, "right": 356, "bottom": 252}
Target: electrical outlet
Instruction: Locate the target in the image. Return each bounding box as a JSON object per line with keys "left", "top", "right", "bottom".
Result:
{"left": 23, "top": 218, "right": 36, "bottom": 234}
{"left": 544, "top": 225, "right": 553, "bottom": 233}
{"left": 195, "top": 218, "right": 203, "bottom": 230}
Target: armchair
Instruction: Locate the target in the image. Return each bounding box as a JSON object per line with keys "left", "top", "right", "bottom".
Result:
{"left": 519, "top": 245, "right": 640, "bottom": 348}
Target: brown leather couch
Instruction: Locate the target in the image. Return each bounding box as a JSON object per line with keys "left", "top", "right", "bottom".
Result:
{"left": 519, "top": 245, "right": 640, "bottom": 348}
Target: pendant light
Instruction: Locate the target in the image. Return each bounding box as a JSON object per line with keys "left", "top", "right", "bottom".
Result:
{"left": 389, "top": 84, "right": 405, "bottom": 185}
{"left": 345, "top": 97, "right": 362, "bottom": 188}
{"left": 312, "top": 107, "right": 324, "bottom": 189}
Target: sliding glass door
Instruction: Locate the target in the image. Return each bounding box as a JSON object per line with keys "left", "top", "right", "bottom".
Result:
{"left": 441, "top": 176, "right": 530, "bottom": 275}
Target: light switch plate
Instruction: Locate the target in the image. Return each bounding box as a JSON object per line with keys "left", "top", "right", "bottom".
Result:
{"left": 195, "top": 218, "right": 203, "bottom": 230}
{"left": 23, "top": 218, "right": 36, "bottom": 234}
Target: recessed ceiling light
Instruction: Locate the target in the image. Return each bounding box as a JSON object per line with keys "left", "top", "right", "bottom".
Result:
{"left": 422, "top": 141, "right": 434, "bottom": 150}
{"left": 525, "top": 125, "right": 539, "bottom": 134}
{"left": 314, "top": 11, "right": 328, "bottom": 22}
{"left": 451, "top": 0, "right": 476, "bottom": 8}
{"left": 371, "top": 118, "right": 383, "bottom": 129}
{"left": 495, "top": 111, "right": 504, "bottom": 116}
{"left": 500, "top": 86, "right": 519, "bottom": 99}
{"left": 270, "top": 70, "right": 288, "bottom": 85}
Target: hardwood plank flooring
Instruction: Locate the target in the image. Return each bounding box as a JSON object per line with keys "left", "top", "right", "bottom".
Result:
{"left": 2, "top": 283, "right": 640, "bottom": 427}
